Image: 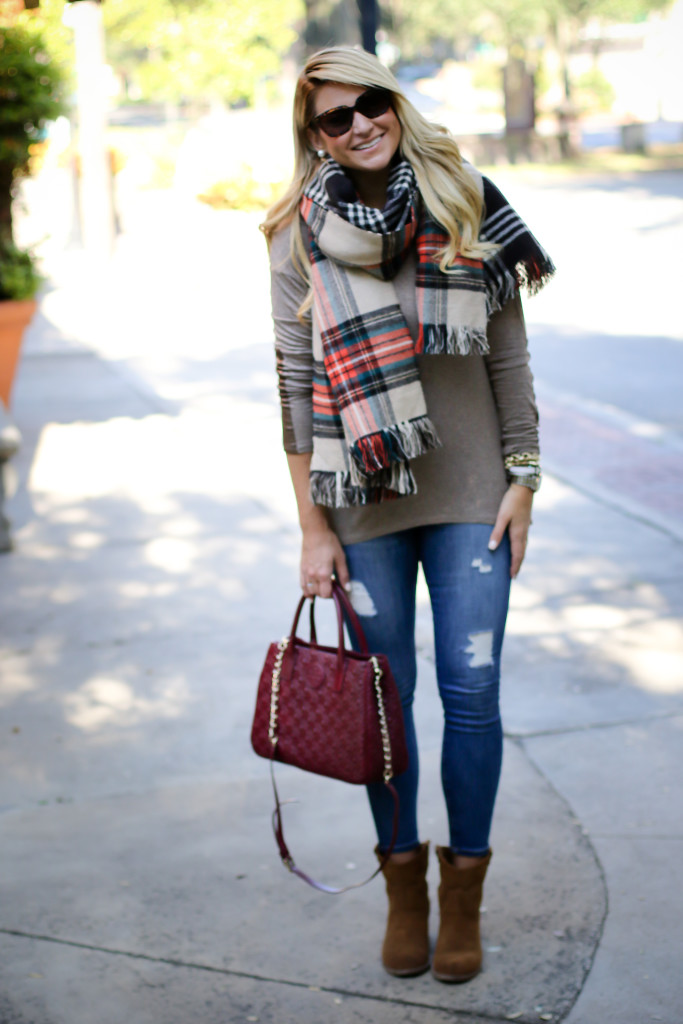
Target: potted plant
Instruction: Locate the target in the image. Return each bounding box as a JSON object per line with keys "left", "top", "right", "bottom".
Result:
{"left": 0, "top": 21, "right": 66, "bottom": 408}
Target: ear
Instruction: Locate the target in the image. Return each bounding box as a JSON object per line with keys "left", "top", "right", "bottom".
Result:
{"left": 307, "top": 127, "right": 325, "bottom": 156}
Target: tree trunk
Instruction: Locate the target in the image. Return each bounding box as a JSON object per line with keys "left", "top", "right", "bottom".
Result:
{"left": 0, "top": 163, "right": 15, "bottom": 243}
{"left": 357, "top": 0, "right": 377, "bottom": 53}
{"left": 548, "top": 14, "right": 575, "bottom": 158}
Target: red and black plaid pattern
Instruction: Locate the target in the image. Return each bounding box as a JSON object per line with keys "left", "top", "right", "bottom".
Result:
{"left": 300, "top": 158, "right": 554, "bottom": 508}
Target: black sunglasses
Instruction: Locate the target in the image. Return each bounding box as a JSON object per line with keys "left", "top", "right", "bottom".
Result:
{"left": 310, "top": 88, "right": 393, "bottom": 138}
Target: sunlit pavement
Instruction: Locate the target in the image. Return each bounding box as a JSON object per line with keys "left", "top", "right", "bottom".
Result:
{"left": 1, "top": 168, "right": 682, "bottom": 1023}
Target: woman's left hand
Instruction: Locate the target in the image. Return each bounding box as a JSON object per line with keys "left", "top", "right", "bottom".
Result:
{"left": 488, "top": 484, "right": 534, "bottom": 579}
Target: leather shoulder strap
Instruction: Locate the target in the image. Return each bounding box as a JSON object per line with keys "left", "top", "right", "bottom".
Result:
{"left": 269, "top": 760, "right": 399, "bottom": 894}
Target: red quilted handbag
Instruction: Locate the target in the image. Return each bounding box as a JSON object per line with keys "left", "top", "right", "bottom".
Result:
{"left": 251, "top": 580, "right": 408, "bottom": 892}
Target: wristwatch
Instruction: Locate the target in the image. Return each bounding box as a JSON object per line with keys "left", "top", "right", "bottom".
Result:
{"left": 508, "top": 470, "right": 542, "bottom": 492}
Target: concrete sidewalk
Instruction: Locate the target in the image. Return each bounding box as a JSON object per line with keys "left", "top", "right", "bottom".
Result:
{"left": 1, "top": 194, "right": 682, "bottom": 1024}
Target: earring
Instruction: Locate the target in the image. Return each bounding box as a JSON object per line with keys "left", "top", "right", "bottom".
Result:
{"left": 316, "top": 149, "right": 326, "bottom": 159}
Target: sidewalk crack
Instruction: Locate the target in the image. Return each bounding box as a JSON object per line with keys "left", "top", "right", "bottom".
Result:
{"left": 505, "top": 707, "right": 683, "bottom": 740}
{"left": 0, "top": 928, "right": 527, "bottom": 1023}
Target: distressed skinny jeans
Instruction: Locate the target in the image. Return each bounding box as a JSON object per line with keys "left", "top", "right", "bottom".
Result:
{"left": 343, "top": 523, "right": 511, "bottom": 857}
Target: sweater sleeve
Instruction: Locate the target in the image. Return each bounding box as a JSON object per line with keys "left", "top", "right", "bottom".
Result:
{"left": 484, "top": 291, "right": 540, "bottom": 459}
{"left": 269, "top": 227, "right": 314, "bottom": 453}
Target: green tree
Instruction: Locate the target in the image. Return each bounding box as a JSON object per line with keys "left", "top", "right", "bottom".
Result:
{"left": 303, "top": 0, "right": 360, "bottom": 53}
{"left": 103, "top": 0, "right": 304, "bottom": 106}
{"left": 382, "top": 0, "right": 544, "bottom": 60}
{"left": 384, "top": 0, "right": 673, "bottom": 122}
{"left": 384, "top": 0, "right": 672, "bottom": 61}
{"left": 551, "top": 0, "right": 670, "bottom": 19}
{"left": 544, "top": 0, "right": 672, "bottom": 107}
{"left": 382, "top": 0, "right": 478, "bottom": 60}
{"left": 14, "top": 0, "right": 76, "bottom": 78}
{"left": 0, "top": 23, "right": 67, "bottom": 242}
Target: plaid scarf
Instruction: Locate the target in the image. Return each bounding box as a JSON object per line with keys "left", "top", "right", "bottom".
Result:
{"left": 301, "top": 158, "right": 554, "bottom": 507}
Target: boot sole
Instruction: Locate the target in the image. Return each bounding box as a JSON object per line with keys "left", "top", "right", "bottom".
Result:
{"left": 383, "top": 960, "right": 430, "bottom": 977}
{"left": 432, "top": 966, "right": 480, "bottom": 983}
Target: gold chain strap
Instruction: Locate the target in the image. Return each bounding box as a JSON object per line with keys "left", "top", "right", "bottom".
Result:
{"left": 268, "top": 637, "right": 289, "bottom": 748}
{"left": 370, "top": 655, "right": 394, "bottom": 784}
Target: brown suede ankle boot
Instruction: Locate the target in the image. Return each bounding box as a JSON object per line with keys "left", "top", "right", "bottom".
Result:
{"left": 376, "top": 841, "right": 430, "bottom": 977}
{"left": 432, "top": 846, "right": 491, "bottom": 983}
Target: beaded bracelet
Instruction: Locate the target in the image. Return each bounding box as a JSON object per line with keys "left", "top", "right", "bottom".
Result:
{"left": 504, "top": 452, "right": 541, "bottom": 470}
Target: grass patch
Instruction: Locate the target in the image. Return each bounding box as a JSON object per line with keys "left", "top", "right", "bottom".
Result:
{"left": 480, "top": 144, "right": 683, "bottom": 180}
{"left": 197, "top": 168, "right": 287, "bottom": 211}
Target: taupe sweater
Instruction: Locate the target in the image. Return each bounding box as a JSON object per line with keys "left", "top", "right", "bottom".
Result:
{"left": 270, "top": 225, "right": 539, "bottom": 546}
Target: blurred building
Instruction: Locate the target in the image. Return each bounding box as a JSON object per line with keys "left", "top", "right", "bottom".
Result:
{"left": 572, "top": 0, "right": 683, "bottom": 122}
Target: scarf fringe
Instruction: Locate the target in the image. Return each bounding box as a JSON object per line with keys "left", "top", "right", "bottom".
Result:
{"left": 486, "top": 259, "right": 556, "bottom": 316}
{"left": 351, "top": 416, "right": 442, "bottom": 475}
{"left": 422, "top": 325, "right": 489, "bottom": 356}
{"left": 486, "top": 273, "right": 517, "bottom": 317}
{"left": 310, "top": 462, "right": 418, "bottom": 509}
{"left": 517, "top": 255, "right": 556, "bottom": 296}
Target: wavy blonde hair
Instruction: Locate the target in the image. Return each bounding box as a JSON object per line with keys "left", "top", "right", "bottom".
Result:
{"left": 261, "top": 46, "right": 496, "bottom": 303}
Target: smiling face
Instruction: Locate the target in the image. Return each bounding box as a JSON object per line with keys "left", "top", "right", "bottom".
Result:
{"left": 308, "top": 82, "right": 402, "bottom": 194}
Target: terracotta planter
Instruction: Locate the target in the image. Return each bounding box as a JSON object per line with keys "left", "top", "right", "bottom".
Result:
{"left": 0, "top": 299, "right": 37, "bottom": 409}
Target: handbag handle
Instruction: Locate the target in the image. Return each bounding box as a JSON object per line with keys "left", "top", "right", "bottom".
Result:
{"left": 283, "top": 580, "right": 368, "bottom": 692}
{"left": 330, "top": 579, "right": 370, "bottom": 654}
{"left": 287, "top": 580, "right": 370, "bottom": 653}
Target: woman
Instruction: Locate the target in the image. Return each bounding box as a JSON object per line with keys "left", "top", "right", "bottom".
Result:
{"left": 261, "top": 46, "right": 552, "bottom": 983}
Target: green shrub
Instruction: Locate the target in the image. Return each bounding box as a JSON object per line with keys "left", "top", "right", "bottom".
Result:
{"left": 0, "top": 24, "right": 67, "bottom": 239}
{"left": 0, "top": 237, "right": 42, "bottom": 301}
{"left": 197, "top": 167, "right": 287, "bottom": 212}
{"left": 576, "top": 68, "right": 615, "bottom": 114}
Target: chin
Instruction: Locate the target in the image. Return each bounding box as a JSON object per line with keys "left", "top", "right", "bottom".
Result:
{"left": 355, "top": 145, "right": 396, "bottom": 170}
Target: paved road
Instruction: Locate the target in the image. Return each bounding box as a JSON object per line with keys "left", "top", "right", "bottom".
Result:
{"left": 491, "top": 167, "right": 683, "bottom": 542}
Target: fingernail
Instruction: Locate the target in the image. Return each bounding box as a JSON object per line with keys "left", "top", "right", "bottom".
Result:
{"left": 488, "top": 539, "right": 498, "bottom": 551}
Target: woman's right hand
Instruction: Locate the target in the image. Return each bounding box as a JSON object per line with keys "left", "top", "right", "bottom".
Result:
{"left": 284, "top": 451, "right": 350, "bottom": 598}
{"left": 300, "top": 523, "right": 350, "bottom": 599}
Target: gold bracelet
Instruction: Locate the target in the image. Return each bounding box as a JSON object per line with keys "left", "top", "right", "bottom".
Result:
{"left": 504, "top": 452, "right": 541, "bottom": 470}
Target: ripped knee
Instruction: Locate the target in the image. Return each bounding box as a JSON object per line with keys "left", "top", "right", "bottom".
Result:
{"left": 347, "top": 580, "right": 378, "bottom": 617}
{"left": 463, "top": 630, "right": 494, "bottom": 668}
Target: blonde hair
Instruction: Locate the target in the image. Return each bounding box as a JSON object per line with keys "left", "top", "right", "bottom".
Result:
{"left": 260, "top": 46, "right": 496, "bottom": 305}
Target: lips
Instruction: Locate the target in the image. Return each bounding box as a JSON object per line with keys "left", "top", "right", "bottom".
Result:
{"left": 353, "top": 134, "right": 384, "bottom": 151}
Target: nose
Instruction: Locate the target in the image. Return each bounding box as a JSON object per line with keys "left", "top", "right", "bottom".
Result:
{"left": 352, "top": 111, "right": 375, "bottom": 134}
